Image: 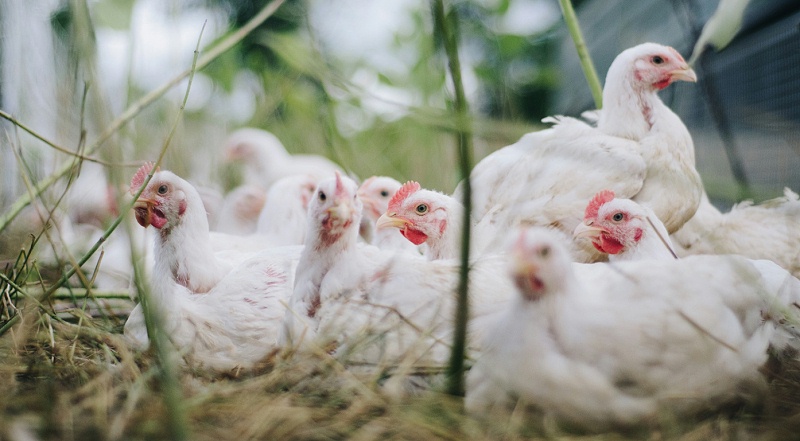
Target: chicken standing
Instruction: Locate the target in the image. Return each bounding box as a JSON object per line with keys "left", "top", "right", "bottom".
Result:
{"left": 461, "top": 43, "right": 702, "bottom": 262}
{"left": 466, "top": 227, "right": 800, "bottom": 427}
{"left": 223, "top": 127, "right": 343, "bottom": 189}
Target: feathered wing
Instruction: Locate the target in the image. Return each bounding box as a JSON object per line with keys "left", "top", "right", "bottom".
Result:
{"left": 462, "top": 118, "right": 647, "bottom": 261}
{"left": 673, "top": 188, "right": 800, "bottom": 278}
{"left": 125, "top": 246, "right": 301, "bottom": 372}
{"left": 629, "top": 116, "right": 703, "bottom": 233}
{"left": 312, "top": 248, "right": 515, "bottom": 366}
{"left": 566, "top": 256, "right": 800, "bottom": 399}
{"left": 467, "top": 253, "right": 800, "bottom": 425}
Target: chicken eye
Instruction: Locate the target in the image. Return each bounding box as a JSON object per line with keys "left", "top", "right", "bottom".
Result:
{"left": 157, "top": 184, "right": 168, "bottom": 195}
{"left": 415, "top": 204, "right": 428, "bottom": 215}
{"left": 652, "top": 55, "right": 664, "bottom": 65}
{"left": 318, "top": 191, "right": 327, "bottom": 202}
{"left": 380, "top": 190, "right": 390, "bottom": 197}
{"left": 612, "top": 212, "right": 624, "bottom": 222}
{"left": 539, "top": 246, "right": 550, "bottom": 257}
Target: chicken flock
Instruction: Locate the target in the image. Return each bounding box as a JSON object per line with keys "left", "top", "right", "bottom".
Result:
{"left": 53, "top": 42, "right": 800, "bottom": 427}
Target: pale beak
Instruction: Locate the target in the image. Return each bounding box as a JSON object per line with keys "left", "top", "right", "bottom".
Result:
{"left": 573, "top": 221, "right": 605, "bottom": 239}
{"left": 669, "top": 66, "right": 697, "bottom": 83}
{"left": 376, "top": 213, "right": 410, "bottom": 230}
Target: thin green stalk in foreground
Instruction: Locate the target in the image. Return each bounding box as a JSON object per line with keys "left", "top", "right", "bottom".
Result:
{"left": 432, "top": 0, "right": 473, "bottom": 397}
{"left": 141, "top": 20, "right": 209, "bottom": 441}
{"left": 558, "top": 0, "right": 603, "bottom": 108}
{"left": 0, "top": 0, "right": 286, "bottom": 234}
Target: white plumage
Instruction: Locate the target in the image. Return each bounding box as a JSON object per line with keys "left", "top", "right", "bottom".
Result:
{"left": 223, "top": 127, "right": 343, "bottom": 189}
{"left": 460, "top": 43, "right": 702, "bottom": 262}
{"left": 672, "top": 188, "right": 800, "bottom": 277}
{"left": 124, "top": 244, "right": 300, "bottom": 372}
{"left": 282, "top": 173, "right": 514, "bottom": 367}
{"left": 129, "top": 163, "right": 242, "bottom": 293}
{"left": 124, "top": 163, "right": 300, "bottom": 371}
{"left": 256, "top": 174, "right": 318, "bottom": 246}
{"left": 213, "top": 184, "right": 267, "bottom": 236}
{"left": 466, "top": 227, "right": 800, "bottom": 426}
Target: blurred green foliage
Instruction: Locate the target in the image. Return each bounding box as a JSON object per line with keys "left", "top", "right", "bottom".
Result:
{"left": 43, "top": 0, "right": 561, "bottom": 194}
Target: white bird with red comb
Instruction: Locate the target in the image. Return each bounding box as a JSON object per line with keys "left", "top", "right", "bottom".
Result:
{"left": 466, "top": 227, "right": 800, "bottom": 426}
{"left": 376, "top": 180, "right": 502, "bottom": 260}
{"left": 282, "top": 172, "right": 514, "bottom": 367}
{"left": 124, "top": 162, "right": 300, "bottom": 371}
{"left": 356, "top": 176, "right": 421, "bottom": 254}
{"left": 459, "top": 42, "right": 702, "bottom": 262}
{"left": 573, "top": 189, "right": 676, "bottom": 261}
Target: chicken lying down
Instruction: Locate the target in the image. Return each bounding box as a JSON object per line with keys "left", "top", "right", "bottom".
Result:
{"left": 223, "top": 127, "right": 343, "bottom": 189}
{"left": 256, "top": 174, "right": 319, "bottom": 247}
{"left": 357, "top": 176, "right": 420, "bottom": 254}
{"left": 672, "top": 188, "right": 800, "bottom": 277}
{"left": 129, "top": 162, "right": 259, "bottom": 293}
{"left": 281, "top": 173, "right": 515, "bottom": 368}
{"left": 460, "top": 42, "right": 702, "bottom": 262}
{"left": 125, "top": 162, "right": 301, "bottom": 371}
{"left": 573, "top": 189, "right": 676, "bottom": 261}
{"left": 123, "top": 244, "right": 300, "bottom": 372}
{"left": 466, "top": 228, "right": 800, "bottom": 427}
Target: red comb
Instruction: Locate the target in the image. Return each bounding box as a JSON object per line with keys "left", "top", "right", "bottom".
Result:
{"left": 584, "top": 190, "right": 615, "bottom": 220}
{"left": 129, "top": 161, "right": 157, "bottom": 195}
{"left": 388, "top": 181, "right": 420, "bottom": 213}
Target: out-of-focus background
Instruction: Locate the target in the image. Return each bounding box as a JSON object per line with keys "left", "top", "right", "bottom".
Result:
{"left": 1, "top": 0, "right": 799, "bottom": 225}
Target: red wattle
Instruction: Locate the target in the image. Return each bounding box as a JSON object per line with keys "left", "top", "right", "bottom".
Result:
{"left": 599, "top": 235, "right": 625, "bottom": 254}
{"left": 401, "top": 227, "right": 428, "bottom": 245}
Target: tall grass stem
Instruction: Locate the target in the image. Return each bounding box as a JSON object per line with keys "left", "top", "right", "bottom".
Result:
{"left": 558, "top": 0, "right": 603, "bottom": 108}
{"left": 432, "top": 0, "right": 473, "bottom": 397}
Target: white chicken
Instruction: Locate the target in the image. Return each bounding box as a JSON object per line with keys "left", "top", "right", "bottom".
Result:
{"left": 573, "top": 189, "right": 676, "bottom": 261}
{"left": 255, "top": 174, "right": 318, "bottom": 246}
{"left": 123, "top": 243, "right": 299, "bottom": 371}
{"left": 461, "top": 43, "right": 702, "bottom": 262}
{"left": 466, "top": 227, "right": 800, "bottom": 427}
{"left": 125, "top": 163, "right": 300, "bottom": 371}
{"left": 672, "top": 188, "right": 800, "bottom": 277}
{"left": 376, "top": 180, "right": 499, "bottom": 260}
{"left": 63, "top": 161, "right": 118, "bottom": 228}
{"left": 282, "top": 173, "right": 514, "bottom": 367}
{"left": 129, "top": 162, "right": 252, "bottom": 293}
{"left": 223, "top": 127, "right": 343, "bottom": 189}
{"left": 212, "top": 184, "right": 267, "bottom": 236}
